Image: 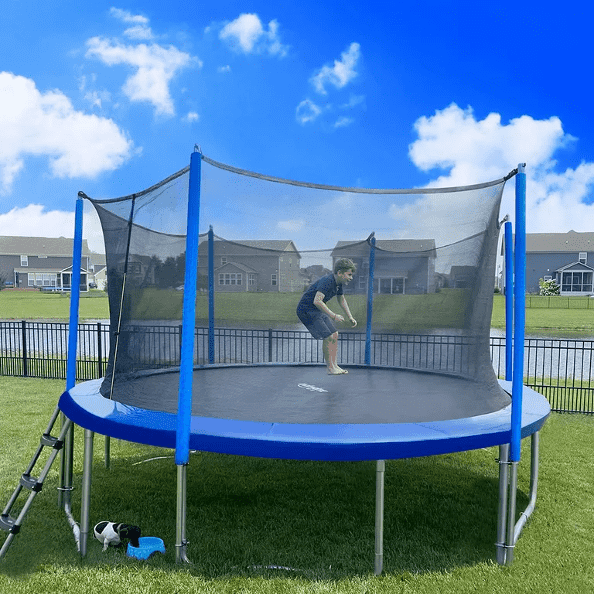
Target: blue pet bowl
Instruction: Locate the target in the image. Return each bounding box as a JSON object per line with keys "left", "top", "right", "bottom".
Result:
{"left": 126, "top": 537, "right": 166, "bottom": 560}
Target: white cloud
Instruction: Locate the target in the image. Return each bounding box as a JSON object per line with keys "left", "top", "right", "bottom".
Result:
{"left": 407, "top": 103, "right": 594, "bottom": 236}
{"left": 109, "top": 8, "right": 154, "bottom": 40}
{"left": 0, "top": 203, "right": 105, "bottom": 253}
{"left": 310, "top": 42, "right": 361, "bottom": 95}
{"left": 334, "top": 116, "right": 354, "bottom": 129}
{"left": 0, "top": 72, "right": 134, "bottom": 195}
{"left": 86, "top": 37, "right": 197, "bottom": 116}
{"left": 277, "top": 219, "right": 305, "bottom": 232}
{"left": 296, "top": 99, "right": 321, "bottom": 125}
{"left": 184, "top": 111, "right": 199, "bottom": 123}
{"left": 219, "top": 13, "right": 289, "bottom": 57}
{"left": 218, "top": 65, "right": 231, "bottom": 73}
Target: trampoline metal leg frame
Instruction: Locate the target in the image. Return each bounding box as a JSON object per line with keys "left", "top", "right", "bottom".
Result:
{"left": 375, "top": 460, "right": 385, "bottom": 576}
{"left": 79, "top": 429, "right": 94, "bottom": 557}
{"left": 495, "top": 432, "right": 540, "bottom": 565}
{"left": 176, "top": 463, "right": 191, "bottom": 564}
{"left": 58, "top": 415, "right": 81, "bottom": 550}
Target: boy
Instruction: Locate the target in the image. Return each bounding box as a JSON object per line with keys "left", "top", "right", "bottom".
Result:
{"left": 297, "top": 258, "right": 357, "bottom": 374}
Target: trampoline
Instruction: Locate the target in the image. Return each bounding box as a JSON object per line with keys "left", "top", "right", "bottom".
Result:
{"left": 59, "top": 365, "right": 549, "bottom": 461}
{"left": 3, "top": 151, "right": 551, "bottom": 573}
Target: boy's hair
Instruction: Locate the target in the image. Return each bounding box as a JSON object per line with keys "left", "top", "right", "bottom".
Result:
{"left": 334, "top": 258, "right": 356, "bottom": 275}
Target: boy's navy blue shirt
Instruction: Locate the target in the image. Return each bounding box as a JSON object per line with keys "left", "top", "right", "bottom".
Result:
{"left": 297, "top": 274, "right": 343, "bottom": 315}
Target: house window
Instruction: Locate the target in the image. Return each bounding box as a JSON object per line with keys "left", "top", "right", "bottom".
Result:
{"left": 21, "top": 255, "right": 28, "bottom": 266}
{"left": 271, "top": 273, "right": 277, "bottom": 286}
{"left": 219, "top": 273, "right": 242, "bottom": 285}
{"left": 579, "top": 252, "right": 587, "bottom": 264}
{"left": 248, "top": 273, "right": 256, "bottom": 286}
{"left": 359, "top": 276, "right": 367, "bottom": 291}
{"left": 221, "top": 257, "right": 227, "bottom": 265}
{"left": 28, "top": 273, "right": 35, "bottom": 286}
{"left": 562, "top": 271, "right": 593, "bottom": 293}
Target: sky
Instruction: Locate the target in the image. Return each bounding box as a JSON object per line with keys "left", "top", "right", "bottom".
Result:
{"left": 0, "top": 0, "right": 593, "bottom": 255}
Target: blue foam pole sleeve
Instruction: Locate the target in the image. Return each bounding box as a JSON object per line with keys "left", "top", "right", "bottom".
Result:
{"left": 365, "top": 236, "right": 376, "bottom": 365}
{"left": 511, "top": 164, "right": 526, "bottom": 462}
{"left": 208, "top": 226, "right": 215, "bottom": 364}
{"left": 176, "top": 151, "right": 201, "bottom": 466}
{"left": 66, "top": 196, "right": 84, "bottom": 391}
{"left": 504, "top": 221, "right": 513, "bottom": 381}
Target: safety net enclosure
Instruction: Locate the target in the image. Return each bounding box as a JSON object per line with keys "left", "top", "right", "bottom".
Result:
{"left": 85, "top": 153, "right": 515, "bottom": 422}
{"left": 53, "top": 153, "right": 550, "bottom": 571}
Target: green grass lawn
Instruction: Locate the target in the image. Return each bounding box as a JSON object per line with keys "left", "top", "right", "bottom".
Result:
{"left": 4, "top": 290, "right": 594, "bottom": 338}
{"left": 0, "top": 290, "right": 109, "bottom": 321}
{"left": 1, "top": 377, "right": 593, "bottom": 593}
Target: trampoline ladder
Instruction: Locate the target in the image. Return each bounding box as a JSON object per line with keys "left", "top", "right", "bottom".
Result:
{"left": 0, "top": 404, "right": 71, "bottom": 560}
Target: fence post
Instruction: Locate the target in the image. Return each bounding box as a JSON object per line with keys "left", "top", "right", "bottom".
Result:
{"left": 268, "top": 329, "right": 273, "bottom": 363}
{"left": 21, "top": 320, "right": 28, "bottom": 377}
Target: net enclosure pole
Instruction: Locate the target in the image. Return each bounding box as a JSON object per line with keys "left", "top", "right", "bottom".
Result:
{"left": 511, "top": 163, "right": 526, "bottom": 462}
{"left": 506, "top": 163, "right": 526, "bottom": 565}
{"left": 59, "top": 194, "right": 83, "bottom": 511}
{"left": 504, "top": 221, "right": 513, "bottom": 381}
{"left": 208, "top": 225, "right": 215, "bottom": 364}
{"left": 66, "top": 195, "right": 84, "bottom": 391}
{"left": 365, "top": 233, "right": 376, "bottom": 365}
{"left": 176, "top": 150, "right": 201, "bottom": 466}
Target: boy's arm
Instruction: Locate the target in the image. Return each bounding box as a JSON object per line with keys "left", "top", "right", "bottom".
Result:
{"left": 314, "top": 291, "right": 343, "bottom": 321}
{"left": 338, "top": 295, "right": 357, "bottom": 327}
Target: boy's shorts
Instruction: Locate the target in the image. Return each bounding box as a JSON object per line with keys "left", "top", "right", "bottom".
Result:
{"left": 297, "top": 309, "right": 337, "bottom": 340}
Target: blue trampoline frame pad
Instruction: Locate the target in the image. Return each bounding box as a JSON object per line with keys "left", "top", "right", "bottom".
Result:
{"left": 59, "top": 373, "right": 550, "bottom": 462}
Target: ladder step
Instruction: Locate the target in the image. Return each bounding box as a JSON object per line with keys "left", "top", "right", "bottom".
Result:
{"left": 40, "top": 434, "right": 59, "bottom": 448}
{"left": 20, "top": 474, "right": 42, "bottom": 492}
{"left": 0, "top": 514, "right": 18, "bottom": 534}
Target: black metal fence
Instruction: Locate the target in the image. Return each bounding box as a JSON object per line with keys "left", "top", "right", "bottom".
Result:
{"left": 1, "top": 320, "right": 593, "bottom": 414}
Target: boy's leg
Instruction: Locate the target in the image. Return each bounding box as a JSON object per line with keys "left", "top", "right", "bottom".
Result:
{"left": 323, "top": 332, "right": 347, "bottom": 374}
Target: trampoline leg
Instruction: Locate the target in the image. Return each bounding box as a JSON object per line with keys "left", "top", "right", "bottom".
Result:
{"left": 495, "top": 444, "right": 510, "bottom": 565}
{"left": 80, "top": 429, "right": 94, "bottom": 557}
{"left": 58, "top": 416, "right": 80, "bottom": 550}
{"left": 505, "top": 461, "right": 519, "bottom": 566}
{"left": 514, "top": 431, "right": 540, "bottom": 544}
{"left": 374, "top": 460, "right": 385, "bottom": 576}
{"left": 175, "top": 463, "right": 191, "bottom": 564}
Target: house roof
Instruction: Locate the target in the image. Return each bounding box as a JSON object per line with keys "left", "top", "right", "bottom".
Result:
{"left": 332, "top": 239, "right": 437, "bottom": 256}
{"left": 555, "top": 261, "right": 594, "bottom": 273}
{"left": 525, "top": 231, "right": 594, "bottom": 253}
{"left": 228, "top": 239, "right": 300, "bottom": 255}
{"left": 215, "top": 261, "right": 258, "bottom": 274}
{"left": 0, "top": 236, "right": 91, "bottom": 256}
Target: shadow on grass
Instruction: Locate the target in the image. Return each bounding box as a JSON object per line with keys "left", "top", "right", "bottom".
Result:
{"left": 1, "top": 448, "right": 530, "bottom": 580}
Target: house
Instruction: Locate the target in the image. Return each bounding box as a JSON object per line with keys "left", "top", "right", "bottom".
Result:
{"left": 198, "top": 239, "right": 302, "bottom": 292}
{"left": 503, "top": 230, "right": 594, "bottom": 295}
{"left": 331, "top": 239, "right": 437, "bottom": 295}
{"left": 0, "top": 236, "right": 96, "bottom": 291}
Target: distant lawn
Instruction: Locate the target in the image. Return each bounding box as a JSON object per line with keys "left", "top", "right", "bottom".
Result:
{"left": 0, "top": 290, "right": 109, "bottom": 320}
{"left": 4, "top": 290, "right": 594, "bottom": 337}
{"left": 1, "top": 377, "right": 593, "bottom": 592}
{"left": 131, "top": 287, "right": 471, "bottom": 331}
{"left": 491, "top": 294, "right": 594, "bottom": 336}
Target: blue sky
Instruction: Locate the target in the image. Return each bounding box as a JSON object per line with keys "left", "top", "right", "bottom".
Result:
{"left": 0, "top": 0, "right": 592, "bottom": 253}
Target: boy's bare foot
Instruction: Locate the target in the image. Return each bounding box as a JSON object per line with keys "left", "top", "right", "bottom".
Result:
{"left": 328, "top": 366, "right": 348, "bottom": 375}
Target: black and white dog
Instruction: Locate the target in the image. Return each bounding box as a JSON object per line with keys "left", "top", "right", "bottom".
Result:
{"left": 93, "top": 521, "right": 141, "bottom": 551}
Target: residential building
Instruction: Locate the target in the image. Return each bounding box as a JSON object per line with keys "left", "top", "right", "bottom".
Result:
{"left": 331, "top": 239, "right": 437, "bottom": 294}
{"left": 198, "top": 239, "right": 303, "bottom": 292}
{"left": 0, "top": 236, "right": 95, "bottom": 291}
{"left": 502, "top": 230, "right": 594, "bottom": 295}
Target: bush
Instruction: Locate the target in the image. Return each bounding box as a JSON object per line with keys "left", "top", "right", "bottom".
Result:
{"left": 539, "top": 278, "right": 560, "bottom": 296}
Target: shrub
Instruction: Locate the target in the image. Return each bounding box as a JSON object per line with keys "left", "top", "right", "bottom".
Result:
{"left": 539, "top": 278, "right": 560, "bottom": 296}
